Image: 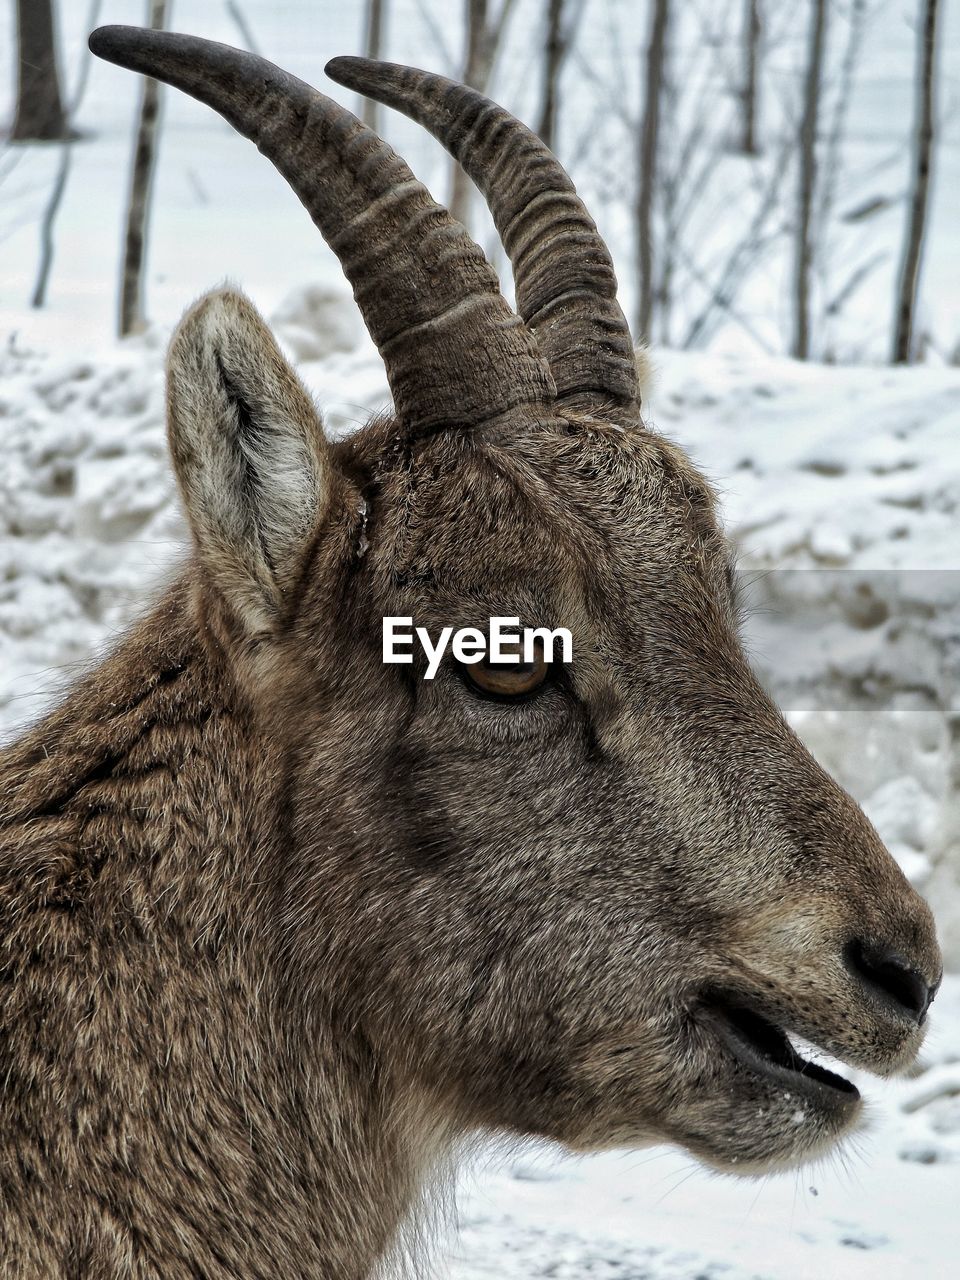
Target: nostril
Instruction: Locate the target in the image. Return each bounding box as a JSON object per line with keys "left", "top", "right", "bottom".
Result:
{"left": 844, "top": 938, "right": 932, "bottom": 1022}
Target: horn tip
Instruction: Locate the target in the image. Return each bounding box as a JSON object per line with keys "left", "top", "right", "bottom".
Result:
{"left": 325, "top": 56, "right": 378, "bottom": 90}
{"left": 89, "top": 24, "right": 145, "bottom": 62}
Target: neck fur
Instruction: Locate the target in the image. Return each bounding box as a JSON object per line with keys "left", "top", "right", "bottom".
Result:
{"left": 0, "top": 576, "right": 443, "bottom": 1278}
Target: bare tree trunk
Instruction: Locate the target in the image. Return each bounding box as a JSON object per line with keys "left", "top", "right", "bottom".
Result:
{"left": 892, "top": 0, "right": 940, "bottom": 365}
{"left": 636, "top": 0, "right": 669, "bottom": 341}
{"left": 10, "top": 0, "right": 68, "bottom": 142}
{"left": 791, "top": 0, "right": 827, "bottom": 361}
{"left": 119, "top": 0, "right": 168, "bottom": 338}
{"left": 538, "top": 0, "right": 565, "bottom": 150}
{"left": 536, "top": 0, "right": 585, "bottom": 150}
{"left": 360, "top": 0, "right": 387, "bottom": 133}
{"left": 739, "top": 0, "right": 761, "bottom": 155}
{"left": 30, "top": 0, "right": 102, "bottom": 309}
{"left": 449, "top": 0, "right": 517, "bottom": 227}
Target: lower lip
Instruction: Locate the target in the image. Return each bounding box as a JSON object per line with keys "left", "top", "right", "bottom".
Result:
{"left": 710, "top": 1014, "right": 861, "bottom": 1107}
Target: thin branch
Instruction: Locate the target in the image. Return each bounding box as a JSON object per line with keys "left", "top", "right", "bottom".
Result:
{"left": 815, "top": 0, "right": 867, "bottom": 245}
{"left": 571, "top": 51, "right": 635, "bottom": 132}
{"left": 824, "top": 250, "right": 887, "bottom": 318}
{"left": 411, "top": 0, "right": 456, "bottom": 69}
{"left": 682, "top": 132, "right": 793, "bottom": 350}
{"left": 30, "top": 0, "right": 103, "bottom": 308}
{"left": 31, "top": 149, "right": 71, "bottom": 308}
{"left": 677, "top": 240, "right": 778, "bottom": 354}
{"left": 225, "top": 1, "right": 262, "bottom": 55}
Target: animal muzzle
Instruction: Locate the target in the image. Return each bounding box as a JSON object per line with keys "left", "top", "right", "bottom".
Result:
{"left": 712, "top": 872, "right": 942, "bottom": 1093}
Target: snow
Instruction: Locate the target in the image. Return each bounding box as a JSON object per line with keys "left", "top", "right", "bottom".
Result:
{"left": 2, "top": 1, "right": 960, "bottom": 1276}
{"left": 3, "top": 0, "right": 960, "bottom": 360}
{"left": 449, "top": 1005, "right": 960, "bottom": 1278}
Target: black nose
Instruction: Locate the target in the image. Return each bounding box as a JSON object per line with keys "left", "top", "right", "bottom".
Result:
{"left": 844, "top": 938, "right": 936, "bottom": 1023}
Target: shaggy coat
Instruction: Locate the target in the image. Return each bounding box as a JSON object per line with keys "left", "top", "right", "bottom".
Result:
{"left": 0, "top": 28, "right": 941, "bottom": 1280}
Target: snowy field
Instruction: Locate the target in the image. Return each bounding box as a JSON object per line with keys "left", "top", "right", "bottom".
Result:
{"left": 2, "top": 1, "right": 960, "bottom": 1277}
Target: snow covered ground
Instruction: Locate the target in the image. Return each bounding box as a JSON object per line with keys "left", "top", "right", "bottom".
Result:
{"left": 2, "top": 1, "right": 960, "bottom": 1276}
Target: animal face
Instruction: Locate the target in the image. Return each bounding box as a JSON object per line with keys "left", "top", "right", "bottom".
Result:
{"left": 91, "top": 28, "right": 941, "bottom": 1176}
{"left": 273, "top": 399, "right": 935, "bottom": 1173}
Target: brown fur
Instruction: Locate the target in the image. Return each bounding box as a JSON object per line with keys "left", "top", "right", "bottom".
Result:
{"left": 0, "top": 284, "right": 941, "bottom": 1275}
{"left": 0, "top": 285, "right": 942, "bottom": 1276}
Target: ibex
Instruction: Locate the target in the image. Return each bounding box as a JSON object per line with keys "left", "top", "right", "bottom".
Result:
{"left": 0, "top": 25, "right": 941, "bottom": 1279}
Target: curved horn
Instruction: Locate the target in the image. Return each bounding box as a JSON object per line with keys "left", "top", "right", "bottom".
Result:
{"left": 325, "top": 58, "right": 640, "bottom": 422}
{"left": 88, "top": 28, "right": 555, "bottom": 435}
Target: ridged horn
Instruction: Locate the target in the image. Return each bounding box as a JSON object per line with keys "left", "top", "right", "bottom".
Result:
{"left": 88, "top": 28, "right": 555, "bottom": 435}
{"left": 325, "top": 57, "right": 640, "bottom": 422}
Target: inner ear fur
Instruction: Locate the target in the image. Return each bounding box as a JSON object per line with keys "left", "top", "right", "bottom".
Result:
{"left": 165, "top": 287, "right": 334, "bottom": 634}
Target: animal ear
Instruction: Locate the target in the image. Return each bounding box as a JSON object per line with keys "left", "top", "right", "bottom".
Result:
{"left": 165, "top": 288, "right": 333, "bottom": 634}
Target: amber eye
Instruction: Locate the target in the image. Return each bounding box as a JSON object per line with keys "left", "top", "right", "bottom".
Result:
{"left": 463, "top": 644, "right": 550, "bottom": 700}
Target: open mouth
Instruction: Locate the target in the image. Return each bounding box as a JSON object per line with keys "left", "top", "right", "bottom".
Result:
{"left": 707, "top": 998, "right": 860, "bottom": 1104}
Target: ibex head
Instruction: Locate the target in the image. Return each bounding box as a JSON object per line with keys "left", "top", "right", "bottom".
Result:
{"left": 91, "top": 29, "right": 940, "bottom": 1176}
